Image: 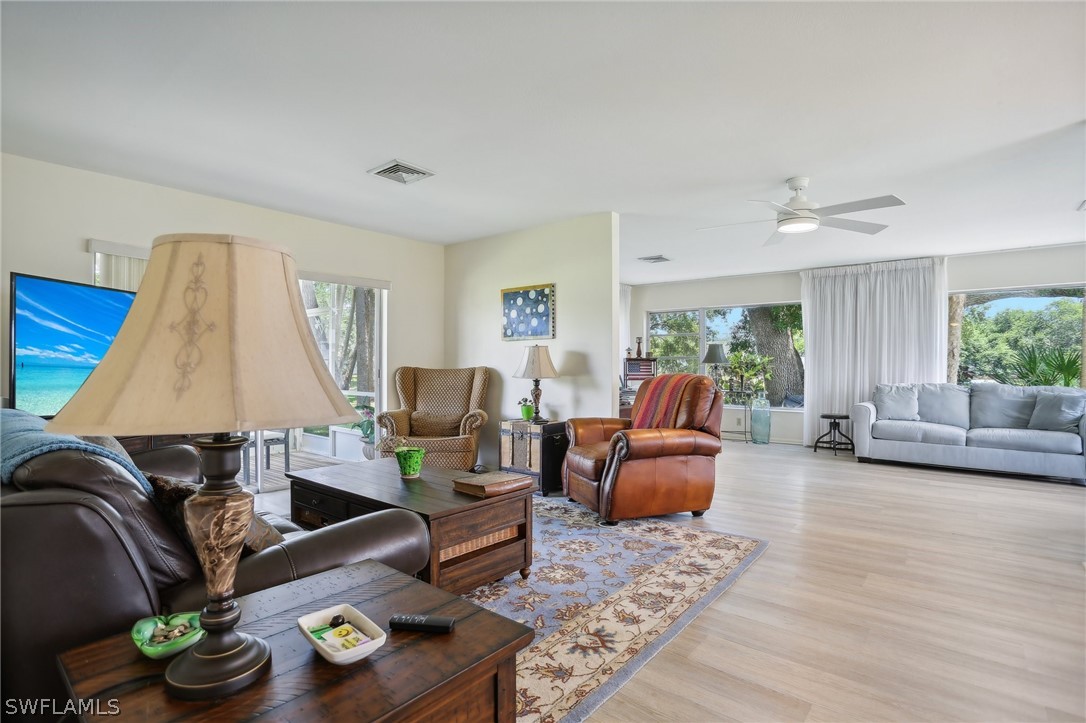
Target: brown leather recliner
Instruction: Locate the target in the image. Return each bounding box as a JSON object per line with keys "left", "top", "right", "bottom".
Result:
{"left": 562, "top": 374, "right": 724, "bottom": 524}
{"left": 0, "top": 444, "right": 431, "bottom": 716}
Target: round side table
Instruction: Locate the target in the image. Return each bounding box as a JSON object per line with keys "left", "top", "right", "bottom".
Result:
{"left": 814, "top": 413, "right": 854, "bottom": 455}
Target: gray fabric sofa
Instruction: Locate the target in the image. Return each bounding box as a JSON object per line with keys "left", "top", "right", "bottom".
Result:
{"left": 851, "top": 382, "right": 1086, "bottom": 483}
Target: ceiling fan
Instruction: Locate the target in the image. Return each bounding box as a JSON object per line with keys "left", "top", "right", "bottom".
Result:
{"left": 700, "top": 177, "right": 905, "bottom": 246}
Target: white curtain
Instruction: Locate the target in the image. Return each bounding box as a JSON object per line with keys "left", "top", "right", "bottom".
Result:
{"left": 619, "top": 284, "right": 632, "bottom": 360}
{"left": 96, "top": 253, "right": 148, "bottom": 291}
{"left": 88, "top": 240, "right": 150, "bottom": 292}
{"left": 801, "top": 257, "right": 948, "bottom": 445}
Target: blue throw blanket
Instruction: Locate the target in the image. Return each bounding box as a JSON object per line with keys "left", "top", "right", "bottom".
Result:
{"left": 0, "top": 408, "right": 152, "bottom": 495}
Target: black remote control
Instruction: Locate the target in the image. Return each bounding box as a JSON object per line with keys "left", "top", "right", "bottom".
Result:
{"left": 388, "top": 614, "right": 455, "bottom": 633}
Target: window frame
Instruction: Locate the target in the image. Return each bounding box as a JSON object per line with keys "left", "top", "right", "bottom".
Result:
{"left": 644, "top": 301, "right": 805, "bottom": 408}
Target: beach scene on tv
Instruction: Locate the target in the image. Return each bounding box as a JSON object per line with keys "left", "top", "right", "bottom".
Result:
{"left": 12, "top": 275, "right": 135, "bottom": 417}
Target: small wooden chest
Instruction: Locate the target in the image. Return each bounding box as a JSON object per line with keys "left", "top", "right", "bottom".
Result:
{"left": 499, "top": 420, "right": 569, "bottom": 496}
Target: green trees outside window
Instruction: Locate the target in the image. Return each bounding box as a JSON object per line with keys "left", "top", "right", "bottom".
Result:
{"left": 648, "top": 304, "right": 804, "bottom": 407}
{"left": 949, "top": 288, "right": 1084, "bottom": 387}
{"left": 300, "top": 280, "right": 380, "bottom": 437}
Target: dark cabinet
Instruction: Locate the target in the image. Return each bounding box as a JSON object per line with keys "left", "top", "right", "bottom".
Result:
{"left": 498, "top": 420, "right": 569, "bottom": 496}
{"left": 116, "top": 433, "right": 210, "bottom": 454}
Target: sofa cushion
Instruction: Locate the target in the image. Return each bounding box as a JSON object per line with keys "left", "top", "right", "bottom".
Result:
{"left": 969, "top": 383, "right": 1037, "bottom": 429}
{"left": 966, "top": 428, "right": 1083, "bottom": 455}
{"left": 12, "top": 450, "right": 201, "bottom": 589}
{"left": 1028, "top": 391, "right": 1086, "bottom": 433}
{"left": 410, "top": 412, "right": 462, "bottom": 437}
{"left": 565, "top": 442, "right": 611, "bottom": 481}
{"left": 872, "top": 420, "right": 966, "bottom": 446}
{"left": 874, "top": 384, "right": 920, "bottom": 421}
{"left": 915, "top": 383, "right": 971, "bottom": 428}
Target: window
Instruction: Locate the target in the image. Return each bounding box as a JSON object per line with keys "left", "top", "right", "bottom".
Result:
{"left": 299, "top": 279, "right": 383, "bottom": 433}
{"left": 648, "top": 310, "right": 700, "bottom": 374}
{"left": 647, "top": 304, "right": 804, "bottom": 408}
{"left": 89, "top": 239, "right": 149, "bottom": 292}
{"left": 949, "top": 287, "right": 1083, "bottom": 386}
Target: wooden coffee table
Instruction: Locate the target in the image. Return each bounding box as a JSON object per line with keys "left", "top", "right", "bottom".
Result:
{"left": 288, "top": 458, "right": 537, "bottom": 594}
{"left": 59, "top": 560, "right": 534, "bottom": 721}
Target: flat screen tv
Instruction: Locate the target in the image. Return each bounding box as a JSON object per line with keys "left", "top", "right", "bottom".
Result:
{"left": 9, "top": 273, "right": 136, "bottom": 417}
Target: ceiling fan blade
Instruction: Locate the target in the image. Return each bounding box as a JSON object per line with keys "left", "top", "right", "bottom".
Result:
{"left": 763, "top": 230, "right": 786, "bottom": 246}
{"left": 696, "top": 219, "right": 771, "bottom": 231}
{"left": 814, "top": 195, "right": 905, "bottom": 217}
{"left": 749, "top": 199, "right": 799, "bottom": 216}
{"left": 819, "top": 217, "right": 889, "bottom": 235}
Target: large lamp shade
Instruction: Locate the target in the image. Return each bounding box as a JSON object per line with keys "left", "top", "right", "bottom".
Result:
{"left": 48, "top": 233, "right": 358, "bottom": 435}
{"left": 47, "top": 233, "right": 359, "bottom": 700}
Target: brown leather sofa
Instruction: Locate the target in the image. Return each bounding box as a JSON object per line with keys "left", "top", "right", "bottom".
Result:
{"left": 1, "top": 444, "right": 430, "bottom": 716}
{"left": 562, "top": 374, "right": 724, "bottom": 524}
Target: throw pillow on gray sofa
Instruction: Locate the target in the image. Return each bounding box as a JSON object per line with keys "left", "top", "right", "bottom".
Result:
{"left": 969, "top": 383, "right": 1037, "bottom": 429}
{"left": 915, "top": 383, "right": 971, "bottom": 428}
{"left": 1028, "top": 391, "right": 1086, "bottom": 434}
{"left": 874, "top": 384, "right": 920, "bottom": 421}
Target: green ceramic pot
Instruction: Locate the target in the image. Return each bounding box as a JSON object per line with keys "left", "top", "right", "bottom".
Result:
{"left": 394, "top": 446, "right": 426, "bottom": 478}
{"left": 520, "top": 404, "right": 534, "bottom": 420}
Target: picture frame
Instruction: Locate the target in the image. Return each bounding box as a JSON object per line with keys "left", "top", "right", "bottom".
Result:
{"left": 501, "top": 283, "right": 555, "bottom": 341}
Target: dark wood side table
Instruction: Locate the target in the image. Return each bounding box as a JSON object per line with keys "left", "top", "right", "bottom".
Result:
{"left": 59, "top": 560, "right": 534, "bottom": 722}
{"left": 115, "top": 433, "right": 210, "bottom": 454}
{"left": 288, "top": 458, "right": 536, "bottom": 594}
{"left": 498, "top": 419, "right": 569, "bottom": 496}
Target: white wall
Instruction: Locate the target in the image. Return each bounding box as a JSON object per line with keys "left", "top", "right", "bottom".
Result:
{"left": 946, "top": 244, "right": 1086, "bottom": 292}
{"left": 0, "top": 154, "right": 446, "bottom": 400}
{"left": 445, "top": 213, "right": 619, "bottom": 467}
{"left": 629, "top": 244, "right": 1086, "bottom": 445}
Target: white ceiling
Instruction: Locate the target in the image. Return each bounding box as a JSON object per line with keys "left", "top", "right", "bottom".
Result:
{"left": 2, "top": 2, "right": 1083, "bottom": 285}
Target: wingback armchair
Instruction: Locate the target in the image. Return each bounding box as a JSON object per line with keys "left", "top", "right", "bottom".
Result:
{"left": 562, "top": 374, "right": 724, "bottom": 524}
{"left": 376, "top": 366, "right": 490, "bottom": 470}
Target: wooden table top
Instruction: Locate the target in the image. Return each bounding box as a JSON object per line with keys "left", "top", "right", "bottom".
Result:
{"left": 59, "top": 560, "right": 534, "bottom": 721}
{"left": 287, "top": 458, "right": 537, "bottom": 521}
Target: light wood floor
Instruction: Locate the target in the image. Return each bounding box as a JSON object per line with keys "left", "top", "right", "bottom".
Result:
{"left": 254, "top": 443, "right": 1085, "bottom": 721}
{"left": 594, "top": 442, "right": 1085, "bottom": 722}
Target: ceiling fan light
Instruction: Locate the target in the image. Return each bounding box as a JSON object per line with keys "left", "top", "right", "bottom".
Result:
{"left": 777, "top": 216, "right": 819, "bottom": 234}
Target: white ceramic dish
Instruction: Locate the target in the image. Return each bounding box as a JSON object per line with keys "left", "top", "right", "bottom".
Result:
{"left": 297, "top": 603, "right": 386, "bottom": 665}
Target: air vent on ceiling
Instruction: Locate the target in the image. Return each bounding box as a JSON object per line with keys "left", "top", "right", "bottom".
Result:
{"left": 367, "top": 159, "right": 434, "bottom": 185}
{"left": 637, "top": 255, "right": 671, "bottom": 264}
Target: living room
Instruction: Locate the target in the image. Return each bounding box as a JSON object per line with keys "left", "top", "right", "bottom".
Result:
{"left": 2, "top": 2, "right": 1084, "bottom": 721}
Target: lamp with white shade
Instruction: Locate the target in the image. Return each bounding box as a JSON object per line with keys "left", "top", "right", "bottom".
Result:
{"left": 513, "top": 345, "right": 558, "bottom": 424}
{"left": 47, "top": 233, "right": 359, "bottom": 699}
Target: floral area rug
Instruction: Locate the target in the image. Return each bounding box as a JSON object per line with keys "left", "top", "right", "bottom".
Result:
{"left": 463, "top": 497, "right": 767, "bottom": 723}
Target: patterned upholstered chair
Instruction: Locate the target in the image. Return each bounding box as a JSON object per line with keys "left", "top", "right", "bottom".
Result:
{"left": 376, "top": 366, "right": 490, "bottom": 470}
{"left": 562, "top": 373, "right": 723, "bottom": 524}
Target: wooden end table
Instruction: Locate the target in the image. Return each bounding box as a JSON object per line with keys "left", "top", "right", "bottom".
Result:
{"left": 288, "top": 458, "right": 537, "bottom": 594}
{"left": 59, "top": 560, "right": 533, "bottom": 722}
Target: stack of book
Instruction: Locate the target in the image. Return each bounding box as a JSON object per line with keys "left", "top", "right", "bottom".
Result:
{"left": 453, "top": 471, "right": 533, "bottom": 497}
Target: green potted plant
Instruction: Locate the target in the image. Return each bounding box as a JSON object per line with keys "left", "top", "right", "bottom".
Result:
{"left": 722, "top": 350, "right": 774, "bottom": 405}
{"left": 518, "top": 397, "right": 534, "bottom": 421}
{"left": 352, "top": 404, "right": 377, "bottom": 460}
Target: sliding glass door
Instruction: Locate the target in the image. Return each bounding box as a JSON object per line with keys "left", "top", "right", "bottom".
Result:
{"left": 298, "top": 278, "right": 384, "bottom": 461}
